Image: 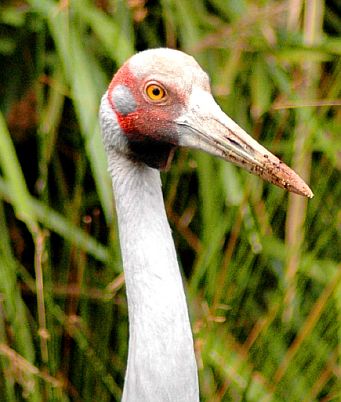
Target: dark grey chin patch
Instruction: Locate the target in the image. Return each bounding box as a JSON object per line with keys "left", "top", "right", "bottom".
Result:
{"left": 128, "top": 139, "right": 177, "bottom": 170}
{"left": 111, "top": 85, "right": 137, "bottom": 115}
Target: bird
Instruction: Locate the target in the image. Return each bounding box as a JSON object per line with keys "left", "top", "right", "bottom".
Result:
{"left": 99, "top": 48, "right": 313, "bottom": 402}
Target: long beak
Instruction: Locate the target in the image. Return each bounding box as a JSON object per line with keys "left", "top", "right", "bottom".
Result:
{"left": 176, "top": 89, "right": 313, "bottom": 198}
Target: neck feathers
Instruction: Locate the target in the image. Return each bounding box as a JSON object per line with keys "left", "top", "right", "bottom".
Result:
{"left": 108, "top": 151, "right": 199, "bottom": 401}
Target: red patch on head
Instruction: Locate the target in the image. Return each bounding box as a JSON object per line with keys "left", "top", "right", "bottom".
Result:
{"left": 107, "top": 63, "right": 185, "bottom": 146}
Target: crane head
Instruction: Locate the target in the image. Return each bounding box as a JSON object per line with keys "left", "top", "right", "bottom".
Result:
{"left": 100, "top": 48, "right": 313, "bottom": 198}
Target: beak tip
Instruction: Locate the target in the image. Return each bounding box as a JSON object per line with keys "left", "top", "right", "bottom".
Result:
{"left": 304, "top": 187, "right": 314, "bottom": 199}
{"left": 298, "top": 187, "right": 314, "bottom": 199}
{"left": 288, "top": 179, "right": 313, "bottom": 198}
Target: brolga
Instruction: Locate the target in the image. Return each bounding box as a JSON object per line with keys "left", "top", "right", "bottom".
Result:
{"left": 99, "top": 48, "right": 313, "bottom": 402}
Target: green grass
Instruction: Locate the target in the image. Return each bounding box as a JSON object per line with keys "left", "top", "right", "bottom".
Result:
{"left": 0, "top": 0, "right": 340, "bottom": 401}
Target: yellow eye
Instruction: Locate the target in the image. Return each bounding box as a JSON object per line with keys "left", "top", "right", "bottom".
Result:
{"left": 145, "top": 83, "right": 166, "bottom": 101}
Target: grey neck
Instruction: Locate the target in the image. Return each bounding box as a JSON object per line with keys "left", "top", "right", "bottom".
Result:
{"left": 108, "top": 151, "right": 199, "bottom": 402}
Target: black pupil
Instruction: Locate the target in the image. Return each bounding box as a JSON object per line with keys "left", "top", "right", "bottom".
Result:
{"left": 152, "top": 87, "right": 161, "bottom": 96}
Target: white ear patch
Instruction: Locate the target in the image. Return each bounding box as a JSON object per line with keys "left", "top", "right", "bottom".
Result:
{"left": 111, "top": 85, "right": 137, "bottom": 115}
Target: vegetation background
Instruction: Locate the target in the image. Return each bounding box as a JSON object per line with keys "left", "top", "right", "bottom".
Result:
{"left": 0, "top": 0, "right": 340, "bottom": 401}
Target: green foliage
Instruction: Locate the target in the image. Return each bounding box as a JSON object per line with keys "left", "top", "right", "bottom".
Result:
{"left": 0, "top": 0, "right": 340, "bottom": 401}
